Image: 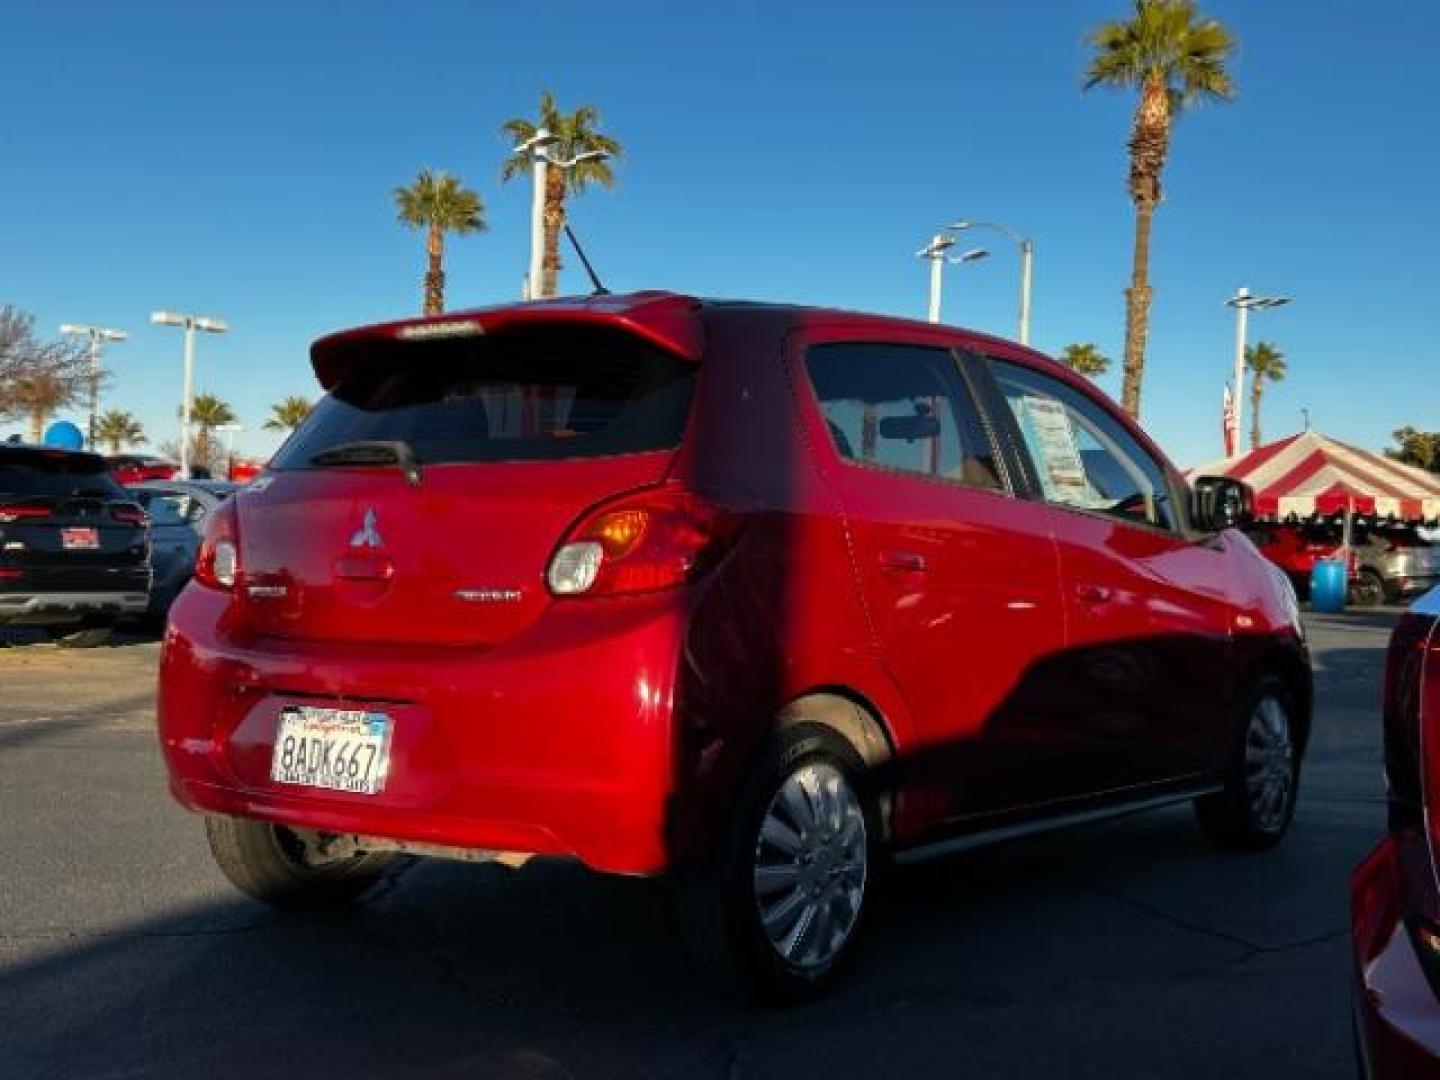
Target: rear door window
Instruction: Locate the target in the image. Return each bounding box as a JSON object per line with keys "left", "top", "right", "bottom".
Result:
{"left": 273, "top": 329, "right": 694, "bottom": 468}
{"left": 992, "top": 361, "right": 1177, "bottom": 531}
{"left": 804, "top": 343, "right": 1003, "bottom": 491}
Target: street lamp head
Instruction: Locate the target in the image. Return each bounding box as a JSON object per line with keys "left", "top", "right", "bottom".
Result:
{"left": 151, "top": 311, "right": 186, "bottom": 326}
{"left": 193, "top": 317, "right": 229, "bottom": 334}
{"left": 951, "top": 247, "right": 990, "bottom": 264}
{"left": 59, "top": 324, "right": 85, "bottom": 336}
{"left": 917, "top": 233, "right": 956, "bottom": 259}
{"left": 99, "top": 329, "right": 128, "bottom": 342}
{"left": 512, "top": 128, "right": 560, "bottom": 156}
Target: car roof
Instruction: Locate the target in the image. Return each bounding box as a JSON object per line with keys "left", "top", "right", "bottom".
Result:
{"left": 131, "top": 479, "right": 236, "bottom": 498}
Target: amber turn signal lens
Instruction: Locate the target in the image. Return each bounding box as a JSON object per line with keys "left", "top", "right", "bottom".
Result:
{"left": 586, "top": 509, "right": 649, "bottom": 557}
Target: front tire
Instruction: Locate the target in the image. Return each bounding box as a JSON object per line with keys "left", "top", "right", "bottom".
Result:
{"left": 1195, "top": 676, "right": 1300, "bottom": 850}
{"left": 205, "top": 815, "right": 396, "bottom": 908}
{"left": 673, "top": 725, "right": 878, "bottom": 1002}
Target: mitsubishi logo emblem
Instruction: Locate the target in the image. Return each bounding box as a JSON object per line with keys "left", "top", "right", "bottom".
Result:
{"left": 350, "top": 508, "right": 383, "bottom": 549}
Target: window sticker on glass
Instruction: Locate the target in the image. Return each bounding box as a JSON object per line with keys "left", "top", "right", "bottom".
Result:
{"left": 1018, "top": 396, "right": 1093, "bottom": 504}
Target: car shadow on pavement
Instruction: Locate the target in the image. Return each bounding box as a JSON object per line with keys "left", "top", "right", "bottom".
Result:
{"left": 0, "top": 798, "right": 1375, "bottom": 1080}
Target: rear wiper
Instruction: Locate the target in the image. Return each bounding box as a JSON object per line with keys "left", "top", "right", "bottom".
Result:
{"left": 308, "top": 440, "right": 423, "bottom": 487}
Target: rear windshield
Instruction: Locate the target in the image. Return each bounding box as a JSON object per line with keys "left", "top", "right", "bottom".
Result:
{"left": 273, "top": 328, "right": 695, "bottom": 468}
{"left": 0, "top": 452, "right": 124, "bottom": 498}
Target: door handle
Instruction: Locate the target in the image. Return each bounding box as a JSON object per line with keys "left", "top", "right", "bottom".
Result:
{"left": 1076, "top": 583, "right": 1113, "bottom": 604}
{"left": 879, "top": 550, "right": 928, "bottom": 573}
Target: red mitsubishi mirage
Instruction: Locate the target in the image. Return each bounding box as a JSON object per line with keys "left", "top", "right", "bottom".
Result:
{"left": 1352, "top": 590, "right": 1440, "bottom": 1077}
{"left": 158, "top": 292, "right": 1311, "bottom": 998}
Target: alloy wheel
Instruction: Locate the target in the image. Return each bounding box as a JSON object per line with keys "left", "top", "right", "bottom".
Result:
{"left": 1245, "top": 696, "right": 1295, "bottom": 833}
{"left": 752, "top": 760, "right": 868, "bottom": 970}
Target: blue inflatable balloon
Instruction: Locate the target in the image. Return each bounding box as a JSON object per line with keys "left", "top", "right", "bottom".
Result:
{"left": 43, "top": 421, "right": 85, "bottom": 451}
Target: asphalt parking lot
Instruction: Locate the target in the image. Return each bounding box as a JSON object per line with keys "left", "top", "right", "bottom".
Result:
{"left": 0, "top": 611, "right": 1397, "bottom": 1079}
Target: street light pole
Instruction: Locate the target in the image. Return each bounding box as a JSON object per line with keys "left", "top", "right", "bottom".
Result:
{"left": 952, "top": 220, "right": 1035, "bottom": 344}
{"left": 918, "top": 234, "right": 988, "bottom": 324}
{"left": 511, "top": 131, "right": 609, "bottom": 300}
{"left": 58, "top": 324, "right": 127, "bottom": 451}
{"left": 151, "top": 311, "right": 229, "bottom": 478}
{"left": 1225, "top": 287, "right": 1291, "bottom": 451}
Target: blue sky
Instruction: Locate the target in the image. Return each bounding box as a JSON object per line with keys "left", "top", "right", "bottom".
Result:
{"left": 2, "top": 0, "right": 1435, "bottom": 466}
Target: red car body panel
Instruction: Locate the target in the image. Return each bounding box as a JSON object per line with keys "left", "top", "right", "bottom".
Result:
{"left": 1354, "top": 595, "right": 1440, "bottom": 1076}
{"left": 157, "top": 292, "right": 1309, "bottom": 878}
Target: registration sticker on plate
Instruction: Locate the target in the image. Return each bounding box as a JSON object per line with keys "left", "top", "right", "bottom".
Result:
{"left": 270, "top": 706, "right": 393, "bottom": 795}
{"left": 61, "top": 527, "right": 99, "bottom": 550}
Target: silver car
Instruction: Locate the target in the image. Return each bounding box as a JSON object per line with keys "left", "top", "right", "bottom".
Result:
{"left": 1352, "top": 528, "right": 1440, "bottom": 606}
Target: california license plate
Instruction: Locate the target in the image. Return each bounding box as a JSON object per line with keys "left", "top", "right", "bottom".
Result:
{"left": 61, "top": 527, "right": 99, "bottom": 550}
{"left": 270, "top": 706, "right": 393, "bottom": 795}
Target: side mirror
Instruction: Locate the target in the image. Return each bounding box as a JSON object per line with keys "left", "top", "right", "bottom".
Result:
{"left": 1192, "top": 475, "right": 1254, "bottom": 532}
{"left": 878, "top": 415, "right": 941, "bottom": 442}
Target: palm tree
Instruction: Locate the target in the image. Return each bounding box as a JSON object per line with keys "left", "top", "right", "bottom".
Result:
{"left": 501, "top": 92, "right": 621, "bottom": 298}
{"left": 187, "top": 393, "right": 236, "bottom": 474}
{"left": 394, "top": 169, "right": 487, "bottom": 316}
{"left": 1084, "top": 0, "right": 1237, "bottom": 418}
{"left": 7, "top": 371, "right": 78, "bottom": 443}
{"left": 1245, "top": 342, "right": 1286, "bottom": 450}
{"left": 263, "top": 396, "right": 312, "bottom": 433}
{"left": 95, "top": 409, "right": 146, "bottom": 454}
{"left": 1059, "top": 343, "right": 1111, "bottom": 378}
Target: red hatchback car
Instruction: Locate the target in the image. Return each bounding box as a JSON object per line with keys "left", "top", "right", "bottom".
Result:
{"left": 1353, "top": 590, "right": 1440, "bottom": 1076}
{"left": 158, "top": 292, "right": 1311, "bottom": 997}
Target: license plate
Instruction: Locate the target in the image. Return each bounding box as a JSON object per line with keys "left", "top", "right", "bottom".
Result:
{"left": 61, "top": 527, "right": 99, "bottom": 550}
{"left": 270, "top": 706, "right": 393, "bottom": 795}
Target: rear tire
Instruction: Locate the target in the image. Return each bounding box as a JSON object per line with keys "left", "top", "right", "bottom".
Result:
{"left": 1195, "top": 676, "right": 1300, "bottom": 850}
{"left": 1351, "top": 569, "right": 1385, "bottom": 609}
{"left": 205, "top": 815, "right": 396, "bottom": 908}
{"left": 673, "top": 724, "right": 878, "bottom": 1002}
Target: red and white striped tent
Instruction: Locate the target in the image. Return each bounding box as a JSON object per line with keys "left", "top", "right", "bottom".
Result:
{"left": 1190, "top": 431, "right": 1440, "bottom": 524}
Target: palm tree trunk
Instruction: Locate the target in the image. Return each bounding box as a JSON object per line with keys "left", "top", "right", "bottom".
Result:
{"left": 1119, "top": 75, "right": 1172, "bottom": 420}
{"left": 541, "top": 166, "right": 566, "bottom": 298}
{"left": 423, "top": 224, "right": 445, "bottom": 316}
{"left": 1251, "top": 382, "right": 1263, "bottom": 450}
{"left": 29, "top": 410, "right": 45, "bottom": 444}
{"left": 1120, "top": 205, "right": 1154, "bottom": 418}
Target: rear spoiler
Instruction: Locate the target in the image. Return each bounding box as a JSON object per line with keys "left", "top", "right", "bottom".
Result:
{"left": 310, "top": 291, "right": 705, "bottom": 391}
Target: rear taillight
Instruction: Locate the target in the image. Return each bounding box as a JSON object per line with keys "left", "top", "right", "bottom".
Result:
{"left": 546, "top": 487, "right": 737, "bottom": 598}
{"left": 0, "top": 505, "right": 51, "bottom": 523}
{"left": 194, "top": 500, "right": 240, "bottom": 591}
{"left": 110, "top": 505, "right": 147, "bottom": 526}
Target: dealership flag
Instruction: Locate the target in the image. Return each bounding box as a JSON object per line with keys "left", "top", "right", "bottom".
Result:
{"left": 1222, "top": 383, "right": 1238, "bottom": 457}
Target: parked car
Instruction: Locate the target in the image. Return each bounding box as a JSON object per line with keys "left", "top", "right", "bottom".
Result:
{"left": 128, "top": 480, "right": 237, "bottom": 620}
{"left": 1351, "top": 589, "right": 1440, "bottom": 1077}
{"left": 1352, "top": 528, "right": 1440, "bottom": 606}
{"left": 157, "top": 292, "right": 1312, "bottom": 998}
{"left": 0, "top": 444, "right": 150, "bottom": 646}
{"left": 107, "top": 453, "right": 179, "bottom": 486}
{"left": 1249, "top": 523, "right": 1439, "bottom": 607}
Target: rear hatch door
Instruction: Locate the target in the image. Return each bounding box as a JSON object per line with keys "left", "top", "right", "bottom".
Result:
{"left": 239, "top": 323, "right": 696, "bottom": 647}
{"left": 0, "top": 449, "right": 148, "bottom": 587}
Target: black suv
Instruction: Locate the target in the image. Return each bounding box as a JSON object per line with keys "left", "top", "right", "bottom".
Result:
{"left": 0, "top": 445, "right": 151, "bottom": 645}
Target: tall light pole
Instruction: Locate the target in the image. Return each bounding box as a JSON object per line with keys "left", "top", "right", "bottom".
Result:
{"left": 58, "top": 323, "right": 127, "bottom": 451}
{"left": 918, "top": 234, "right": 988, "bottom": 324}
{"left": 511, "top": 131, "right": 609, "bottom": 299}
{"left": 952, "top": 220, "right": 1035, "bottom": 345}
{"left": 1225, "top": 287, "right": 1290, "bottom": 452}
{"left": 151, "top": 311, "right": 229, "bottom": 478}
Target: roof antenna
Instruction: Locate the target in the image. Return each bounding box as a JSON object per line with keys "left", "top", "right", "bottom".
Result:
{"left": 564, "top": 224, "right": 610, "bottom": 296}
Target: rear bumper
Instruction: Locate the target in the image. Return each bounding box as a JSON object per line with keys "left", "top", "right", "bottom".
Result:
{"left": 158, "top": 585, "right": 690, "bottom": 876}
{"left": 1352, "top": 836, "right": 1440, "bottom": 1077}
{"left": 0, "top": 590, "right": 148, "bottom": 623}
